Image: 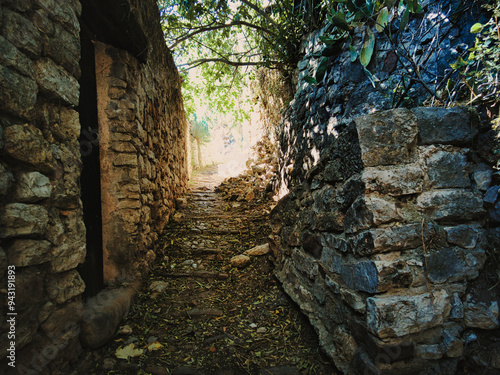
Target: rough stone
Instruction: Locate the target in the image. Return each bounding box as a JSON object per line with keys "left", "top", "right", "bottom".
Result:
{"left": 483, "top": 185, "right": 499, "bottom": 205}
{"left": 416, "top": 189, "right": 484, "bottom": 221}
{"left": 46, "top": 22, "right": 81, "bottom": 77}
{"left": 464, "top": 294, "right": 499, "bottom": 329}
{"left": 473, "top": 168, "right": 492, "bottom": 191}
{"left": 50, "top": 241, "right": 86, "bottom": 273}
{"left": 46, "top": 270, "right": 85, "bottom": 304}
{"left": 80, "top": 285, "right": 138, "bottom": 349}
{"left": 230, "top": 254, "right": 251, "bottom": 268}
{"left": 0, "top": 203, "right": 49, "bottom": 238}
{"left": 40, "top": 301, "right": 83, "bottom": 340}
{"left": 149, "top": 281, "right": 169, "bottom": 293}
{"left": 444, "top": 225, "right": 479, "bottom": 249}
{"left": 415, "top": 344, "right": 444, "bottom": 360}
{"left": 14, "top": 171, "right": 52, "bottom": 202}
{"left": 361, "top": 164, "right": 424, "bottom": 196}
{"left": 424, "top": 150, "right": 470, "bottom": 188}
{"left": 34, "top": 0, "right": 80, "bottom": 37}
{"left": 366, "top": 290, "right": 450, "bottom": 338}
{"left": 3, "top": 9, "right": 42, "bottom": 58}
{"left": 6, "top": 239, "right": 52, "bottom": 266}
{"left": 0, "top": 65, "right": 37, "bottom": 117}
{"left": 356, "top": 108, "right": 418, "bottom": 167}
{"left": 3, "top": 124, "right": 56, "bottom": 173}
{"left": 244, "top": 243, "right": 270, "bottom": 256}
{"left": 0, "top": 163, "right": 14, "bottom": 196}
{"left": 344, "top": 194, "right": 401, "bottom": 233}
{"left": 414, "top": 107, "right": 476, "bottom": 145}
{"left": 0, "top": 35, "right": 35, "bottom": 77}
{"left": 34, "top": 58, "right": 80, "bottom": 106}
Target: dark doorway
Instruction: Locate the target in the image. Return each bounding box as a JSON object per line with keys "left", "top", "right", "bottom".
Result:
{"left": 77, "top": 21, "right": 104, "bottom": 297}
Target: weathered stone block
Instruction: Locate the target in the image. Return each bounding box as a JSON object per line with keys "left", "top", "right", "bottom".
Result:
{"left": 344, "top": 194, "right": 401, "bottom": 233}
{"left": 46, "top": 270, "right": 85, "bottom": 304}
{"left": 6, "top": 239, "right": 52, "bottom": 266}
{"left": 484, "top": 185, "right": 499, "bottom": 205}
{"left": 472, "top": 165, "right": 492, "bottom": 191}
{"left": 14, "top": 171, "right": 52, "bottom": 202}
{"left": 0, "top": 35, "right": 35, "bottom": 78}
{"left": 46, "top": 22, "right": 81, "bottom": 77}
{"left": 414, "top": 107, "right": 476, "bottom": 145}
{"left": 34, "top": 0, "right": 81, "bottom": 37}
{"left": 50, "top": 241, "right": 86, "bottom": 273}
{"left": 0, "top": 164, "right": 14, "bottom": 196}
{"left": 416, "top": 189, "right": 484, "bottom": 221}
{"left": 464, "top": 292, "right": 499, "bottom": 329}
{"left": 3, "top": 9, "right": 42, "bottom": 58}
{"left": 373, "top": 253, "right": 413, "bottom": 292}
{"left": 0, "top": 65, "right": 37, "bottom": 117}
{"left": 0, "top": 203, "right": 49, "bottom": 238}
{"left": 444, "top": 225, "right": 480, "bottom": 249}
{"left": 424, "top": 149, "right": 470, "bottom": 188}
{"left": 367, "top": 290, "right": 450, "bottom": 338}
{"left": 356, "top": 108, "right": 418, "bottom": 167}
{"left": 40, "top": 301, "right": 83, "bottom": 340}
{"left": 362, "top": 164, "right": 424, "bottom": 196}
{"left": 113, "top": 153, "right": 138, "bottom": 167}
{"left": 341, "top": 261, "right": 378, "bottom": 293}
{"left": 4, "top": 124, "right": 56, "bottom": 172}
{"left": 415, "top": 344, "right": 443, "bottom": 360}
{"left": 34, "top": 58, "right": 79, "bottom": 106}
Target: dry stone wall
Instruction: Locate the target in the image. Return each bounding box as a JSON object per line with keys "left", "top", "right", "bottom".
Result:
{"left": 0, "top": 0, "right": 189, "bottom": 373}
{"left": 270, "top": 107, "right": 500, "bottom": 374}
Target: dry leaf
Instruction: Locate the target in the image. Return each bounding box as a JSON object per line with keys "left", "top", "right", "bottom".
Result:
{"left": 115, "top": 343, "right": 143, "bottom": 360}
{"left": 147, "top": 341, "right": 164, "bottom": 351}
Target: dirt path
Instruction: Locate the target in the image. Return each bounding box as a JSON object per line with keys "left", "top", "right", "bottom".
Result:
{"left": 77, "top": 166, "right": 337, "bottom": 375}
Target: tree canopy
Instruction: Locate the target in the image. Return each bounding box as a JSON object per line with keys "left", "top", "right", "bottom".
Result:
{"left": 158, "top": 0, "right": 315, "bottom": 121}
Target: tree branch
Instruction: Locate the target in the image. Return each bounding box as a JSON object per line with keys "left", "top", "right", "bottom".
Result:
{"left": 169, "top": 20, "right": 276, "bottom": 50}
{"left": 180, "top": 58, "right": 279, "bottom": 70}
{"left": 239, "top": 0, "right": 278, "bottom": 27}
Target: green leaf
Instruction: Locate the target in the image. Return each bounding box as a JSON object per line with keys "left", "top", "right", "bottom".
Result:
{"left": 360, "top": 28, "right": 375, "bottom": 67}
{"left": 315, "top": 57, "right": 329, "bottom": 82}
{"left": 376, "top": 7, "right": 389, "bottom": 32}
{"left": 470, "top": 23, "right": 483, "bottom": 34}
{"left": 363, "top": 67, "right": 377, "bottom": 87}
{"left": 329, "top": 13, "right": 352, "bottom": 31}
{"left": 319, "top": 35, "right": 337, "bottom": 46}
{"left": 303, "top": 75, "right": 317, "bottom": 84}
{"left": 349, "top": 44, "right": 358, "bottom": 62}
{"left": 399, "top": 6, "right": 410, "bottom": 31}
{"left": 366, "top": 0, "right": 376, "bottom": 15}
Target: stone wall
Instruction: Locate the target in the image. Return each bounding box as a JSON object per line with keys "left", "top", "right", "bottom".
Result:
{"left": 274, "top": 0, "right": 488, "bottom": 197}
{"left": 270, "top": 107, "right": 500, "bottom": 374}
{"left": 0, "top": 0, "right": 189, "bottom": 373}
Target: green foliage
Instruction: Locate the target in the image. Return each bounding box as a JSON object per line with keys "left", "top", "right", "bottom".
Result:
{"left": 451, "top": 1, "right": 499, "bottom": 106}
{"left": 190, "top": 115, "right": 211, "bottom": 143}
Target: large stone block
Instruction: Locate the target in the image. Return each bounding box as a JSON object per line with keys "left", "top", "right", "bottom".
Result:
{"left": 367, "top": 289, "right": 450, "bottom": 339}
{"left": 34, "top": 0, "right": 81, "bottom": 37}
{"left": 46, "top": 270, "right": 85, "bottom": 304}
{"left": 361, "top": 164, "right": 424, "bottom": 196}
{"left": 40, "top": 301, "right": 83, "bottom": 340}
{"left": 50, "top": 241, "right": 86, "bottom": 273}
{"left": 34, "top": 58, "right": 79, "bottom": 106}
{"left": 424, "top": 149, "right": 470, "bottom": 188}
{"left": 3, "top": 124, "right": 56, "bottom": 173}
{"left": 355, "top": 108, "right": 418, "bottom": 167}
{"left": 0, "top": 35, "right": 35, "bottom": 78}
{"left": 416, "top": 189, "right": 484, "bottom": 221}
{"left": 14, "top": 171, "right": 52, "bottom": 202}
{"left": 0, "top": 203, "right": 49, "bottom": 238}
{"left": 344, "top": 194, "right": 401, "bottom": 233}
{"left": 0, "top": 65, "right": 37, "bottom": 118}
{"left": 414, "top": 107, "right": 476, "bottom": 145}
{"left": 6, "top": 239, "right": 52, "bottom": 266}
{"left": 426, "top": 247, "right": 486, "bottom": 284}
{"left": 3, "top": 9, "right": 42, "bottom": 58}
{"left": 46, "top": 22, "right": 81, "bottom": 77}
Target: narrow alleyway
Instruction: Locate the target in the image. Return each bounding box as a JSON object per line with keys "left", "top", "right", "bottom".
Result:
{"left": 77, "top": 166, "right": 336, "bottom": 375}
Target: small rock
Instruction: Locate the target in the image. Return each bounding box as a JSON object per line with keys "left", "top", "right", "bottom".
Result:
{"left": 173, "top": 212, "right": 184, "bottom": 223}
{"left": 149, "top": 281, "right": 169, "bottom": 293}
{"left": 249, "top": 323, "right": 257, "bottom": 328}
{"left": 118, "top": 325, "right": 133, "bottom": 335}
{"left": 256, "top": 327, "right": 267, "bottom": 333}
{"left": 484, "top": 185, "right": 499, "bottom": 204}
{"left": 245, "top": 243, "right": 270, "bottom": 256}
{"left": 230, "top": 254, "right": 251, "bottom": 268}
{"left": 181, "top": 259, "right": 194, "bottom": 267}
{"left": 245, "top": 190, "right": 255, "bottom": 201}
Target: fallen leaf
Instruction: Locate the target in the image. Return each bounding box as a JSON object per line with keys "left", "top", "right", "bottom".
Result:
{"left": 115, "top": 343, "right": 143, "bottom": 360}
{"left": 209, "top": 346, "right": 216, "bottom": 352}
{"left": 147, "top": 341, "right": 164, "bottom": 351}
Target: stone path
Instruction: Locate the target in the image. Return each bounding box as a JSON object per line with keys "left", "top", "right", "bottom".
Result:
{"left": 76, "top": 166, "right": 337, "bottom": 375}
